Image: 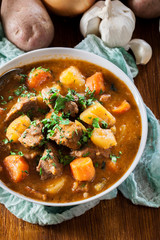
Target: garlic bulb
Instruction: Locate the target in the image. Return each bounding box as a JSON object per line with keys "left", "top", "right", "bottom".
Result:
{"left": 80, "top": 0, "right": 136, "bottom": 48}
{"left": 127, "top": 39, "right": 152, "bottom": 65}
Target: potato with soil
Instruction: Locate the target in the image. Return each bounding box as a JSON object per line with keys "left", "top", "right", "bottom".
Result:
{"left": 1, "top": 0, "right": 54, "bottom": 51}
{"left": 127, "top": 0, "right": 160, "bottom": 18}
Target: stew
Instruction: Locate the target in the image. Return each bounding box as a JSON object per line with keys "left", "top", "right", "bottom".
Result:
{"left": 0, "top": 59, "right": 141, "bottom": 203}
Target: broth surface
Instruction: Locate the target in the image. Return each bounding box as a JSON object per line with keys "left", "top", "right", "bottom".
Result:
{"left": 0, "top": 59, "right": 141, "bottom": 203}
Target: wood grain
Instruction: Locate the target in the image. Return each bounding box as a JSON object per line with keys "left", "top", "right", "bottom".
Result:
{"left": 0, "top": 13, "right": 160, "bottom": 240}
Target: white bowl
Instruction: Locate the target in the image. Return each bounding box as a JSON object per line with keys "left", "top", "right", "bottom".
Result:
{"left": 0, "top": 48, "right": 148, "bottom": 206}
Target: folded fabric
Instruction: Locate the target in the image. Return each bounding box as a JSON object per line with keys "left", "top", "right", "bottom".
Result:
{"left": 0, "top": 28, "right": 159, "bottom": 225}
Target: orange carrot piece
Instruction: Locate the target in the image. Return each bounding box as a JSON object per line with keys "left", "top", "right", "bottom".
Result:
{"left": 27, "top": 67, "right": 53, "bottom": 90}
{"left": 85, "top": 72, "right": 105, "bottom": 94}
{"left": 112, "top": 100, "right": 131, "bottom": 114}
{"left": 70, "top": 157, "right": 95, "bottom": 181}
{"left": 3, "top": 155, "right": 29, "bottom": 183}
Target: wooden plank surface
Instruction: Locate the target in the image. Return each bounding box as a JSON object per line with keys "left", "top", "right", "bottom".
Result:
{"left": 0, "top": 12, "right": 160, "bottom": 240}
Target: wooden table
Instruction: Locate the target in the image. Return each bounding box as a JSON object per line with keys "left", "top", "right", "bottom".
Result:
{"left": 0, "top": 13, "right": 160, "bottom": 240}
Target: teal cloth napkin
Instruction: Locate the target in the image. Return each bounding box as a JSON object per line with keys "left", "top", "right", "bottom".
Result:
{"left": 0, "top": 27, "right": 160, "bottom": 225}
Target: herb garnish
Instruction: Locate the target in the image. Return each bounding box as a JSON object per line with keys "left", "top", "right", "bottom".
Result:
{"left": 92, "top": 118, "right": 100, "bottom": 128}
{"left": 110, "top": 151, "right": 122, "bottom": 162}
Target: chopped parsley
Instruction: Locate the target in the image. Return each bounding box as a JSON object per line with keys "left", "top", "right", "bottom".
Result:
{"left": 101, "top": 121, "right": 108, "bottom": 129}
{"left": 39, "top": 167, "right": 42, "bottom": 176}
{"left": 92, "top": 118, "right": 100, "bottom": 128}
{"left": 82, "top": 152, "right": 90, "bottom": 157}
{"left": 41, "top": 112, "right": 70, "bottom": 139}
{"left": 41, "top": 149, "right": 53, "bottom": 161}
{"left": 110, "top": 151, "right": 122, "bottom": 162}
{"left": 2, "top": 138, "right": 13, "bottom": 144}
{"left": 10, "top": 151, "right": 24, "bottom": 156}
{"left": 58, "top": 150, "right": 75, "bottom": 166}
{"left": 14, "top": 85, "right": 27, "bottom": 96}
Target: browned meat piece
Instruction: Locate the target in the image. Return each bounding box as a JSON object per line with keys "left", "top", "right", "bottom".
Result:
{"left": 5, "top": 97, "right": 39, "bottom": 122}
{"left": 49, "top": 122, "right": 83, "bottom": 150}
{"left": 25, "top": 186, "right": 47, "bottom": 201}
{"left": 5, "top": 96, "right": 48, "bottom": 123}
{"left": 42, "top": 87, "right": 79, "bottom": 117}
{"left": 70, "top": 142, "right": 111, "bottom": 159}
{"left": 41, "top": 87, "right": 56, "bottom": 109}
{"left": 72, "top": 181, "right": 89, "bottom": 192}
{"left": 64, "top": 101, "right": 79, "bottom": 117}
{"left": 19, "top": 120, "right": 44, "bottom": 148}
{"left": 99, "top": 94, "right": 111, "bottom": 103}
{"left": 36, "top": 144, "right": 63, "bottom": 180}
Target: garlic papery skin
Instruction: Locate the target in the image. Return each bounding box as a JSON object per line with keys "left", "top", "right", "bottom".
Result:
{"left": 99, "top": 0, "right": 136, "bottom": 47}
{"left": 80, "top": 1, "right": 108, "bottom": 37}
{"left": 128, "top": 39, "right": 152, "bottom": 65}
{"left": 80, "top": 0, "right": 136, "bottom": 48}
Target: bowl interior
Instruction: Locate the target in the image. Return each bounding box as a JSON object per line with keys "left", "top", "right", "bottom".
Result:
{"left": 0, "top": 48, "right": 148, "bottom": 206}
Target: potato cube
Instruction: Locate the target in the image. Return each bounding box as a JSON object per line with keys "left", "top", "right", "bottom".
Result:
{"left": 60, "top": 66, "right": 85, "bottom": 91}
{"left": 45, "top": 177, "right": 66, "bottom": 194}
{"left": 91, "top": 128, "right": 117, "bottom": 149}
{"left": 75, "top": 120, "right": 86, "bottom": 131}
{"left": 80, "top": 101, "right": 116, "bottom": 127}
{"left": 6, "top": 115, "right": 31, "bottom": 142}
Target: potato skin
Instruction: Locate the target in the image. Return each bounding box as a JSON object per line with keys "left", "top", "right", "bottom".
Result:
{"left": 127, "top": 0, "right": 160, "bottom": 18}
{"left": 1, "top": 0, "right": 54, "bottom": 51}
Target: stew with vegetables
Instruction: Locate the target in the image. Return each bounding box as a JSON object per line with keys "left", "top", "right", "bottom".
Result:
{"left": 0, "top": 59, "right": 141, "bottom": 203}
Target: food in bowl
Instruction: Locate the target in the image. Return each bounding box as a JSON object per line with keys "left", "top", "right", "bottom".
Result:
{"left": 0, "top": 58, "right": 142, "bottom": 203}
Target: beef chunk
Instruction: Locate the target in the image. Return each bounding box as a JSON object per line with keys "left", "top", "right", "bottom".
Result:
{"left": 5, "top": 97, "right": 39, "bottom": 122}
{"left": 5, "top": 96, "right": 48, "bottom": 122}
{"left": 25, "top": 186, "right": 47, "bottom": 200}
{"left": 36, "top": 144, "right": 63, "bottom": 180}
{"left": 72, "top": 181, "right": 89, "bottom": 192}
{"left": 41, "top": 87, "right": 55, "bottom": 109}
{"left": 49, "top": 122, "right": 83, "bottom": 150}
{"left": 70, "top": 142, "right": 111, "bottom": 159}
{"left": 42, "top": 87, "right": 79, "bottom": 117}
{"left": 64, "top": 101, "right": 78, "bottom": 117}
{"left": 19, "top": 120, "right": 44, "bottom": 148}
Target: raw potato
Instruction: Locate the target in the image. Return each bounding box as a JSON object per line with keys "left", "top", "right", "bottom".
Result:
{"left": 80, "top": 101, "right": 116, "bottom": 127}
{"left": 127, "top": 0, "right": 160, "bottom": 18}
{"left": 91, "top": 128, "right": 117, "bottom": 149}
{"left": 1, "top": 0, "right": 54, "bottom": 51}
{"left": 6, "top": 115, "right": 31, "bottom": 142}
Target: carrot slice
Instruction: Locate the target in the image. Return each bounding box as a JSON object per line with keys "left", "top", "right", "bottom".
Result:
{"left": 112, "top": 100, "right": 131, "bottom": 114}
{"left": 70, "top": 157, "right": 95, "bottom": 182}
{"left": 85, "top": 72, "right": 105, "bottom": 94}
{"left": 27, "top": 67, "right": 53, "bottom": 90}
{"left": 3, "top": 155, "right": 29, "bottom": 183}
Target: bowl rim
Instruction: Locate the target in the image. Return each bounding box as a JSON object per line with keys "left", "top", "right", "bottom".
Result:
{"left": 0, "top": 47, "right": 148, "bottom": 206}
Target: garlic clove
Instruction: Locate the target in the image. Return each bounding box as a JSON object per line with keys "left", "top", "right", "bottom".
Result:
{"left": 128, "top": 39, "right": 152, "bottom": 65}
{"left": 80, "top": 1, "right": 108, "bottom": 37}
{"left": 99, "top": 1, "right": 135, "bottom": 48}
{"left": 85, "top": 17, "right": 101, "bottom": 36}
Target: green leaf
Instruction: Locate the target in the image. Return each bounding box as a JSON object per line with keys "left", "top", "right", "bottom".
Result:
{"left": 92, "top": 118, "right": 100, "bottom": 128}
